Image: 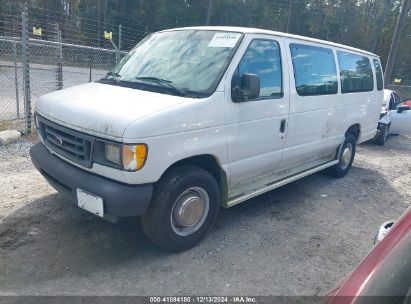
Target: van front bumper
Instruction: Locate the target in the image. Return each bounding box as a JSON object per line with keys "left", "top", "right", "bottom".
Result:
{"left": 30, "top": 143, "right": 153, "bottom": 219}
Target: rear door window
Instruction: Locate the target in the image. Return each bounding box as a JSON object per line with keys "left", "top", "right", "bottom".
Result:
{"left": 373, "top": 59, "right": 383, "bottom": 91}
{"left": 289, "top": 43, "right": 338, "bottom": 96}
{"left": 337, "top": 52, "right": 374, "bottom": 93}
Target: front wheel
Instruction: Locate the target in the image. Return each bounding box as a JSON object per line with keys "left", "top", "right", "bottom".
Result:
{"left": 141, "top": 165, "right": 220, "bottom": 252}
{"left": 326, "top": 133, "right": 356, "bottom": 178}
{"left": 375, "top": 124, "right": 389, "bottom": 145}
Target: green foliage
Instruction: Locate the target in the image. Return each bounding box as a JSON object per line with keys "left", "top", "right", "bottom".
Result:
{"left": 0, "top": 0, "right": 410, "bottom": 81}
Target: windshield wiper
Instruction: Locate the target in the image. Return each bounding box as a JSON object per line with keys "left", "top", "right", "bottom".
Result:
{"left": 105, "top": 71, "right": 122, "bottom": 83}
{"left": 134, "top": 76, "right": 186, "bottom": 96}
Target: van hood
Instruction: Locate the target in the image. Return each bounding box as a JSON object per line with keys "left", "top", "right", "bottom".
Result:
{"left": 35, "top": 82, "right": 189, "bottom": 141}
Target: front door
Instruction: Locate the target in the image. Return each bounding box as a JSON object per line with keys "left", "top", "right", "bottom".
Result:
{"left": 388, "top": 92, "right": 411, "bottom": 136}
{"left": 225, "top": 35, "right": 289, "bottom": 188}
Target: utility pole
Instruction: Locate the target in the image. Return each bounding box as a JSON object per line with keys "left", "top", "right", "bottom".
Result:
{"left": 286, "top": 0, "right": 292, "bottom": 33}
{"left": 384, "top": 0, "right": 410, "bottom": 85}
{"left": 205, "top": 0, "right": 213, "bottom": 25}
{"left": 97, "top": 0, "right": 101, "bottom": 47}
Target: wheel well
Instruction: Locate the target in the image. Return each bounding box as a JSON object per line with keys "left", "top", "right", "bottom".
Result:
{"left": 346, "top": 124, "right": 360, "bottom": 141}
{"left": 162, "top": 155, "right": 228, "bottom": 205}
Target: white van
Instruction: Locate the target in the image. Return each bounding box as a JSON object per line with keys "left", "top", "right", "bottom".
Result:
{"left": 31, "top": 27, "right": 383, "bottom": 251}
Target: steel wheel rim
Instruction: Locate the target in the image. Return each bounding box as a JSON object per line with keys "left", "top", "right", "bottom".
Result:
{"left": 171, "top": 187, "right": 209, "bottom": 236}
{"left": 340, "top": 142, "right": 353, "bottom": 170}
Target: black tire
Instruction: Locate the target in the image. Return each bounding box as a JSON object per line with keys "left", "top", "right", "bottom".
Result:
{"left": 141, "top": 165, "right": 220, "bottom": 252}
{"left": 326, "top": 133, "right": 356, "bottom": 178}
{"left": 375, "top": 124, "right": 389, "bottom": 145}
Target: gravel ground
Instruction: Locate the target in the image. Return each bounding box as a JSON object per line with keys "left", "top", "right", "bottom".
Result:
{"left": 0, "top": 135, "right": 410, "bottom": 296}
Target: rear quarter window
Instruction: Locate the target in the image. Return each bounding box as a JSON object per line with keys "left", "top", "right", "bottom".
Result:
{"left": 337, "top": 51, "right": 374, "bottom": 93}
{"left": 373, "top": 59, "right": 383, "bottom": 91}
{"left": 290, "top": 43, "right": 338, "bottom": 96}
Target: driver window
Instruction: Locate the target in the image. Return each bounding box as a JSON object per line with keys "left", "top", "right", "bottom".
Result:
{"left": 233, "top": 39, "right": 283, "bottom": 99}
{"left": 393, "top": 93, "right": 403, "bottom": 110}
{"left": 389, "top": 94, "right": 395, "bottom": 110}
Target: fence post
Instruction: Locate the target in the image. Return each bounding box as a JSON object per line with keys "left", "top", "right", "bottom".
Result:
{"left": 13, "top": 41, "right": 20, "bottom": 119}
{"left": 56, "top": 24, "right": 63, "bottom": 90}
{"left": 115, "top": 24, "right": 122, "bottom": 64}
{"left": 119, "top": 24, "right": 122, "bottom": 51}
{"left": 21, "top": 8, "right": 31, "bottom": 134}
{"left": 89, "top": 46, "right": 93, "bottom": 82}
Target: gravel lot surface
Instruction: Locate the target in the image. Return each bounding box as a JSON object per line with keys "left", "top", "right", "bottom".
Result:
{"left": 0, "top": 135, "right": 410, "bottom": 296}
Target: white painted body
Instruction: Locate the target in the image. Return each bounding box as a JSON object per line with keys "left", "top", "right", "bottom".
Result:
{"left": 380, "top": 89, "right": 411, "bottom": 136}
{"left": 35, "top": 26, "right": 383, "bottom": 205}
{"left": 390, "top": 110, "right": 411, "bottom": 135}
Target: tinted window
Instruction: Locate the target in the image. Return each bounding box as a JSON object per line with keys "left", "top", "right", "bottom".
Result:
{"left": 290, "top": 44, "right": 338, "bottom": 96}
{"left": 235, "top": 39, "right": 282, "bottom": 99}
{"left": 394, "top": 93, "right": 401, "bottom": 103}
{"left": 337, "top": 52, "right": 374, "bottom": 93}
{"left": 393, "top": 93, "right": 403, "bottom": 109}
{"left": 373, "top": 59, "right": 383, "bottom": 91}
{"left": 389, "top": 94, "right": 395, "bottom": 110}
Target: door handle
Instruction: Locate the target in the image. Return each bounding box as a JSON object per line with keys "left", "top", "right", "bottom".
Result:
{"left": 280, "top": 119, "right": 286, "bottom": 133}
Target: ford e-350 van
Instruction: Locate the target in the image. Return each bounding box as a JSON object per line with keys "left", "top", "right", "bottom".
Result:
{"left": 31, "top": 26, "right": 383, "bottom": 251}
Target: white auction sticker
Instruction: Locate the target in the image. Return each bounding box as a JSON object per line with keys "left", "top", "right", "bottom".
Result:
{"left": 208, "top": 32, "right": 241, "bottom": 48}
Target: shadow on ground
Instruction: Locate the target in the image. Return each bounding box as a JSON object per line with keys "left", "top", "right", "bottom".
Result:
{"left": 0, "top": 156, "right": 409, "bottom": 295}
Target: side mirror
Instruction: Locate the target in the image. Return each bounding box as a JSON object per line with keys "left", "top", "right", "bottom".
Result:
{"left": 374, "top": 220, "right": 395, "bottom": 245}
{"left": 397, "top": 105, "right": 411, "bottom": 113}
{"left": 232, "top": 73, "right": 260, "bottom": 102}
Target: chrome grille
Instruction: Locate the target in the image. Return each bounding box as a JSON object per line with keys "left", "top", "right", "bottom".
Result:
{"left": 37, "top": 116, "right": 94, "bottom": 168}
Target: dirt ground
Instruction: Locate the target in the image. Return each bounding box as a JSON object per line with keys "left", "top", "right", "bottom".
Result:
{"left": 0, "top": 135, "right": 410, "bottom": 296}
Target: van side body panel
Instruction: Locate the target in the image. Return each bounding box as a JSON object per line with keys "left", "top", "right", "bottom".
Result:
{"left": 223, "top": 34, "right": 382, "bottom": 202}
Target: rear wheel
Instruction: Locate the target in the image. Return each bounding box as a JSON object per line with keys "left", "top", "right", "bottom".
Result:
{"left": 375, "top": 124, "right": 389, "bottom": 145}
{"left": 326, "top": 133, "right": 356, "bottom": 178}
{"left": 141, "top": 165, "right": 220, "bottom": 252}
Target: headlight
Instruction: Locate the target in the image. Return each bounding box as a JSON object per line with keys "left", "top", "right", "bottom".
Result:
{"left": 105, "top": 143, "right": 121, "bottom": 165}
{"left": 122, "top": 144, "right": 148, "bottom": 171}
{"left": 103, "top": 143, "right": 147, "bottom": 171}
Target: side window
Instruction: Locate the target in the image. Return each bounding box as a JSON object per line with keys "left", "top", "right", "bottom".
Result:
{"left": 373, "top": 59, "right": 383, "bottom": 91}
{"left": 393, "top": 93, "right": 403, "bottom": 109}
{"left": 337, "top": 52, "right": 374, "bottom": 93}
{"left": 389, "top": 94, "right": 395, "bottom": 110}
{"left": 289, "top": 43, "right": 337, "bottom": 96}
{"left": 394, "top": 93, "right": 401, "bottom": 103}
{"left": 234, "top": 39, "right": 282, "bottom": 99}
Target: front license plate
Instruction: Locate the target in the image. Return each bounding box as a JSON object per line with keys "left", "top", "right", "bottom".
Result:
{"left": 76, "top": 189, "right": 104, "bottom": 218}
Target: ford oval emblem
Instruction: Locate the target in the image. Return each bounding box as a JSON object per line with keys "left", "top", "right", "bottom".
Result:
{"left": 56, "top": 136, "right": 63, "bottom": 145}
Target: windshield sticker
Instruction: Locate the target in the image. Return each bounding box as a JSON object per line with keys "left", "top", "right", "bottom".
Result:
{"left": 208, "top": 32, "right": 241, "bottom": 48}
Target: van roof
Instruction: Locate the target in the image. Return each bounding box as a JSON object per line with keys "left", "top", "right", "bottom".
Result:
{"left": 160, "top": 26, "right": 378, "bottom": 57}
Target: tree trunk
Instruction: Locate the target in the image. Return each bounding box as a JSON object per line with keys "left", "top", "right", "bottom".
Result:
{"left": 384, "top": 0, "right": 410, "bottom": 84}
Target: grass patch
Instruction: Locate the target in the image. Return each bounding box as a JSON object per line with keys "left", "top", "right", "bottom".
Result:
{"left": 0, "top": 120, "right": 14, "bottom": 132}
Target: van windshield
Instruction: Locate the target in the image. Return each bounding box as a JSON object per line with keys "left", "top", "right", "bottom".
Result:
{"left": 104, "top": 30, "right": 243, "bottom": 97}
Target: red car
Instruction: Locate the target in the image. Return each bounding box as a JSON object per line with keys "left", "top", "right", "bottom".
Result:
{"left": 325, "top": 205, "right": 411, "bottom": 303}
{"left": 403, "top": 100, "right": 411, "bottom": 107}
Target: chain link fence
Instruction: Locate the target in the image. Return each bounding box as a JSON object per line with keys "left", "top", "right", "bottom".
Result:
{"left": 0, "top": 10, "right": 127, "bottom": 134}
{"left": 386, "top": 84, "right": 411, "bottom": 101}
{"left": 0, "top": 39, "right": 24, "bottom": 130}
